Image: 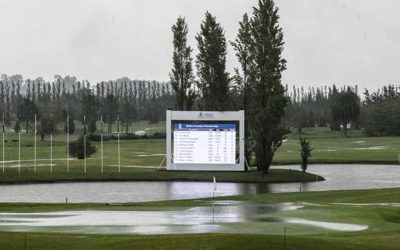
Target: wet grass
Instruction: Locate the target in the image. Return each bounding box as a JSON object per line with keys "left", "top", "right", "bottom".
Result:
{"left": 0, "top": 126, "right": 322, "bottom": 184}
{"left": 275, "top": 127, "right": 400, "bottom": 165}
{"left": 1, "top": 232, "right": 399, "bottom": 250}
{"left": 0, "top": 167, "right": 320, "bottom": 184}
{"left": 229, "top": 187, "right": 400, "bottom": 204}
{"left": 0, "top": 126, "right": 399, "bottom": 184}
{"left": 2, "top": 126, "right": 399, "bottom": 169}
{"left": 0, "top": 188, "right": 400, "bottom": 249}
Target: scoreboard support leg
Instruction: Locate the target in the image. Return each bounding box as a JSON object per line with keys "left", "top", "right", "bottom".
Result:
{"left": 166, "top": 110, "right": 172, "bottom": 170}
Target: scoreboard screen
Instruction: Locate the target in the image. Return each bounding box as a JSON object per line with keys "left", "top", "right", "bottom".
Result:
{"left": 173, "top": 123, "right": 236, "bottom": 164}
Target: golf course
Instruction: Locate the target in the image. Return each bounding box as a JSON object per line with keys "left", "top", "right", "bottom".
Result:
{"left": 2, "top": 0, "right": 400, "bottom": 248}
{"left": 0, "top": 122, "right": 399, "bottom": 184}
{"left": 0, "top": 188, "right": 399, "bottom": 249}
{"left": 0, "top": 122, "right": 399, "bottom": 249}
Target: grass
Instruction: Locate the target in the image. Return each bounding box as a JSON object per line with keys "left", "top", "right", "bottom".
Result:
{"left": 0, "top": 168, "right": 321, "bottom": 184}
{"left": 0, "top": 120, "right": 324, "bottom": 184}
{"left": 1, "top": 233, "right": 397, "bottom": 250}
{"left": 0, "top": 124, "right": 399, "bottom": 184}
{"left": 0, "top": 133, "right": 320, "bottom": 184}
{"left": 0, "top": 188, "right": 400, "bottom": 249}
{"left": 0, "top": 124, "right": 398, "bottom": 249}
{"left": 274, "top": 127, "right": 400, "bottom": 165}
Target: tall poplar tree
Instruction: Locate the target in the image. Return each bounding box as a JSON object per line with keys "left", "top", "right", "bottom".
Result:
{"left": 170, "top": 17, "right": 195, "bottom": 111}
{"left": 232, "top": 13, "right": 254, "bottom": 169}
{"left": 237, "top": 0, "right": 288, "bottom": 173}
{"left": 196, "top": 12, "right": 230, "bottom": 111}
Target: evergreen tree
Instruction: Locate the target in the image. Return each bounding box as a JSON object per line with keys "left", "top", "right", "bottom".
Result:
{"left": 19, "top": 98, "right": 38, "bottom": 133}
{"left": 170, "top": 17, "right": 196, "bottom": 111}
{"left": 121, "top": 101, "right": 136, "bottom": 134}
{"left": 247, "top": 0, "right": 288, "bottom": 173}
{"left": 232, "top": 13, "right": 254, "bottom": 169}
{"left": 331, "top": 87, "right": 361, "bottom": 137}
{"left": 38, "top": 115, "right": 56, "bottom": 141}
{"left": 69, "top": 135, "right": 96, "bottom": 159}
{"left": 196, "top": 12, "right": 231, "bottom": 111}
{"left": 88, "top": 119, "right": 97, "bottom": 134}
{"left": 299, "top": 137, "right": 313, "bottom": 172}
{"left": 80, "top": 89, "right": 99, "bottom": 126}
{"left": 14, "top": 119, "right": 21, "bottom": 133}
{"left": 64, "top": 114, "right": 75, "bottom": 135}
{"left": 105, "top": 94, "right": 119, "bottom": 133}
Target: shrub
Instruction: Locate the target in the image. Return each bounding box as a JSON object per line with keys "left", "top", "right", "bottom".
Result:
{"left": 69, "top": 135, "right": 97, "bottom": 159}
{"left": 299, "top": 137, "right": 313, "bottom": 172}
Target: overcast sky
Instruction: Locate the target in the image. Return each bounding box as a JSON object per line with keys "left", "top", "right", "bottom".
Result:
{"left": 1, "top": 0, "right": 399, "bottom": 90}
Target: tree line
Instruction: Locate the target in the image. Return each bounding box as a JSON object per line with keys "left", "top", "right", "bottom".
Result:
{"left": 0, "top": 75, "right": 172, "bottom": 139}
{"left": 284, "top": 83, "right": 400, "bottom": 138}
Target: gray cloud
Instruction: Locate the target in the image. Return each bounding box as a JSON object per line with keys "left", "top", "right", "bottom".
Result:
{"left": 0, "top": 0, "right": 399, "bottom": 90}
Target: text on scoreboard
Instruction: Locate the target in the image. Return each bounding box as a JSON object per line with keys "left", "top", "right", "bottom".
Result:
{"left": 173, "top": 123, "right": 236, "bottom": 164}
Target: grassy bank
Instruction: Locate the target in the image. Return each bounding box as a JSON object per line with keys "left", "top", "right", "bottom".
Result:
{"left": 0, "top": 168, "right": 321, "bottom": 184}
{"left": 0, "top": 188, "right": 400, "bottom": 249}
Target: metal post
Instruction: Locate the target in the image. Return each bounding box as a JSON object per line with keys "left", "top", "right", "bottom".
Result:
{"left": 2, "top": 133, "right": 4, "bottom": 173}
{"left": 84, "top": 134, "right": 86, "bottom": 173}
{"left": 118, "top": 132, "right": 120, "bottom": 173}
{"left": 101, "top": 133, "right": 104, "bottom": 173}
{"left": 101, "top": 116, "right": 103, "bottom": 174}
{"left": 239, "top": 110, "right": 245, "bottom": 171}
{"left": 50, "top": 133, "right": 53, "bottom": 173}
{"left": 66, "top": 114, "right": 69, "bottom": 173}
{"left": 166, "top": 110, "right": 172, "bottom": 170}
{"left": 117, "top": 115, "right": 120, "bottom": 173}
{"left": 84, "top": 115, "right": 86, "bottom": 173}
{"left": 2, "top": 114, "right": 5, "bottom": 173}
{"left": 18, "top": 131, "right": 21, "bottom": 173}
{"left": 34, "top": 114, "right": 37, "bottom": 173}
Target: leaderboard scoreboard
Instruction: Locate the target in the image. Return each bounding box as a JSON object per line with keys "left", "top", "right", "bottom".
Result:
{"left": 173, "top": 123, "right": 236, "bottom": 164}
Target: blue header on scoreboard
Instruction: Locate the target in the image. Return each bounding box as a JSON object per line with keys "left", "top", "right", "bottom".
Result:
{"left": 174, "top": 123, "right": 236, "bottom": 130}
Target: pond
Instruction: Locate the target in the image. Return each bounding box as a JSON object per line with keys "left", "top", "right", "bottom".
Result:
{"left": 0, "top": 164, "right": 398, "bottom": 203}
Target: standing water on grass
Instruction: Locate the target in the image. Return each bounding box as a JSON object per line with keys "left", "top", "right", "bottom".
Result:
{"left": 0, "top": 202, "right": 368, "bottom": 235}
{"left": 0, "top": 164, "right": 399, "bottom": 203}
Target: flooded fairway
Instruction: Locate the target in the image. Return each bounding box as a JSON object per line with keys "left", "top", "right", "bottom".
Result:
{"left": 0, "top": 202, "right": 368, "bottom": 235}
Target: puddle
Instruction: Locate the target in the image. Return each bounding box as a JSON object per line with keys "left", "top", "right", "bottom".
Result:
{"left": 0, "top": 202, "right": 367, "bottom": 235}
{"left": 0, "top": 207, "right": 247, "bottom": 234}
{"left": 317, "top": 146, "right": 393, "bottom": 152}
{"left": 333, "top": 203, "right": 400, "bottom": 207}
{"left": 137, "top": 154, "right": 166, "bottom": 157}
{"left": 285, "top": 218, "right": 368, "bottom": 231}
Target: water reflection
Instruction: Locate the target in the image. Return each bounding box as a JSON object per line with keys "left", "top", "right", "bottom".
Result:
{"left": 0, "top": 202, "right": 367, "bottom": 235}
{"left": 0, "top": 164, "right": 398, "bottom": 203}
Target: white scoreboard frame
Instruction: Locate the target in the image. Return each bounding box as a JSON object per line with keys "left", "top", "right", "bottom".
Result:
{"left": 166, "top": 110, "right": 245, "bottom": 171}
